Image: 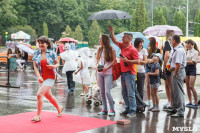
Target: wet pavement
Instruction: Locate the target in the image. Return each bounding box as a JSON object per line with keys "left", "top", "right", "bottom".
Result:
{"left": 0, "top": 47, "right": 200, "bottom": 133}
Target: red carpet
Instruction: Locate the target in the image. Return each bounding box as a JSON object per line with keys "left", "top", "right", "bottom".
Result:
{"left": 0, "top": 111, "right": 116, "bottom": 133}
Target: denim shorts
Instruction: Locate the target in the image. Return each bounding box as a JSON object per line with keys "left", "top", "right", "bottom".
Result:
{"left": 150, "top": 83, "right": 160, "bottom": 89}
{"left": 39, "top": 79, "right": 55, "bottom": 87}
{"left": 145, "top": 66, "right": 151, "bottom": 73}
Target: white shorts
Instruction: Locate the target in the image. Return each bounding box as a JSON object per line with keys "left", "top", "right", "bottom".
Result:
{"left": 39, "top": 79, "right": 55, "bottom": 87}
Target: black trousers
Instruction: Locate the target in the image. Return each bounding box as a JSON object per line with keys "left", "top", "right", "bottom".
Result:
{"left": 135, "top": 72, "right": 146, "bottom": 109}
{"left": 66, "top": 71, "right": 75, "bottom": 89}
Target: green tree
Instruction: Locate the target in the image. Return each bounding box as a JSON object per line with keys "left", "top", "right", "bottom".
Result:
{"left": 163, "top": 6, "right": 168, "bottom": 23}
{"left": 62, "top": 25, "right": 73, "bottom": 38}
{"left": 88, "top": 20, "right": 101, "bottom": 48}
{"left": 174, "top": 11, "right": 186, "bottom": 35}
{"left": 130, "top": 9, "right": 137, "bottom": 31}
{"left": 133, "top": 0, "right": 148, "bottom": 32}
{"left": 153, "top": 7, "right": 167, "bottom": 25}
{"left": 194, "top": 9, "right": 200, "bottom": 36}
{"left": 74, "top": 25, "right": 83, "bottom": 41}
{"left": 43, "top": 22, "right": 48, "bottom": 37}
{"left": 0, "top": 0, "right": 18, "bottom": 34}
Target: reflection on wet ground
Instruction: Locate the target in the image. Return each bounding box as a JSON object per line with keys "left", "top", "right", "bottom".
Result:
{"left": 0, "top": 67, "right": 200, "bottom": 133}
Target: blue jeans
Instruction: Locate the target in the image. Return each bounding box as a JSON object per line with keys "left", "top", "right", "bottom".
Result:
{"left": 97, "top": 73, "right": 114, "bottom": 111}
{"left": 121, "top": 72, "right": 136, "bottom": 112}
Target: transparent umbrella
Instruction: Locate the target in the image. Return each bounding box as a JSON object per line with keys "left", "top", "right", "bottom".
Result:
{"left": 88, "top": 10, "right": 132, "bottom": 20}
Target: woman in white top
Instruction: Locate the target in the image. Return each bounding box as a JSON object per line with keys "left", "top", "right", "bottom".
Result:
{"left": 134, "top": 38, "right": 148, "bottom": 112}
{"left": 185, "top": 39, "right": 199, "bottom": 109}
{"left": 74, "top": 47, "right": 91, "bottom": 96}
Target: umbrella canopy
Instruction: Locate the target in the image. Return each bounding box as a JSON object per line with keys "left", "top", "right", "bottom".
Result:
{"left": 16, "top": 43, "right": 35, "bottom": 55}
{"left": 59, "top": 37, "right": 75, "bottom": 42}
{"left": 88, "top": 10, "right": 132, "bottom": 20}
{"left": 143, "top": 25, "right": 183, "bottom": 36}
{"left": 49, "top": 38, "right": 54, "bottom": 41}
{"left": 111, "top": 32, "right": 150, "bottom": 57}
{"left": 11, "top": 31, "right": 31, "bottom": 40}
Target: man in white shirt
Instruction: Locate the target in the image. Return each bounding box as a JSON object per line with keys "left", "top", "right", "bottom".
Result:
{"left": 169, "top": 35, "right": 186, "bottom": 118}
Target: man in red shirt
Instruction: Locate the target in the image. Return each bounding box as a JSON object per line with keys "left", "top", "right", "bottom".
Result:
{"left": 109, "top": 25, "right": 140, "bottom": 118}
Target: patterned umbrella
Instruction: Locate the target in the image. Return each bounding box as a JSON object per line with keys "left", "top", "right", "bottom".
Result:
{"left": 143, "top": 25, "right": 183, "bottom": 36}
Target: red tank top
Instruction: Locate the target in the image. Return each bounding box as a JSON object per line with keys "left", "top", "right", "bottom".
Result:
{"left": 41, "top": 59, "right": 55, "bottom": 80}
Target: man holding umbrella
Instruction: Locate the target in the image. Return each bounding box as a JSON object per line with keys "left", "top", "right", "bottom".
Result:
{"left": 109, "top": 25, "right": 140, "bottom": 118}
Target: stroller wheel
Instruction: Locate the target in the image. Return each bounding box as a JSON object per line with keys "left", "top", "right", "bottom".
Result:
{"left": 94, "top": 101, "right": 100, "bottom": 107}
{"left": 87, "top": 99, "right": 92, "bottom": 105}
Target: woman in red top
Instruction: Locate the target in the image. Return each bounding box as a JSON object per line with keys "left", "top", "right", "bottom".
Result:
{"left": 31, "top": 36, "right": 63, "bottom": 122}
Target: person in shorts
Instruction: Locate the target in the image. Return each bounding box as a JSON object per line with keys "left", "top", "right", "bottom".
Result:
{"left": 147, "top": 53, "right": 162, "bottom": 112}
{"left": 31, "top": 36, "right": 63, "bottom": 122}
{"left": 185, "top": 39, "right": 199, "bottom": 109}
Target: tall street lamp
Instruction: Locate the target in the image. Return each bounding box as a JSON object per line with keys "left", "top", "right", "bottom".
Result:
{"left": 186, "top": 0, "right": 189, "bottom": 37}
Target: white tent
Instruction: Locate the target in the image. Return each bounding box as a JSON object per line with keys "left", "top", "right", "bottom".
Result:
{"left": 11, "top": 31, "right": 31, "bottom": 40}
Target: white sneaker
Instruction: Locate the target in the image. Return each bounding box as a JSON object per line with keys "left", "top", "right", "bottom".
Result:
{"left": 80, "top": 93, "right": 85, "bottom": 96}
{"left": 163, "top": 102, "right": 170, "bottom": 108}
{"left": 146, "top": 100, "right": 151, "bottom": 106}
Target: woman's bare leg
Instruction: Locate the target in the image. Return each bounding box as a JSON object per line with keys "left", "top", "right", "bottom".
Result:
{"left": 36, "top": 85, "right": 50, "bottom": 116}
{"left": 45, "top": 88, "right": 62, "bottom": 113}
{"left": 189, "top": 76, "right": 198, "bottom": 104}
{"left": 185, "top": 76, "right": 192, "bottom": 103}
{"left": 165, "top": 76, "right": 171, "bottom": 103}
{"left": 83, "top": 84, "right": 89, "bottom": 94}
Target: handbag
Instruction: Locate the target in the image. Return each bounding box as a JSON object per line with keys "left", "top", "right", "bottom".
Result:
{"left": 112, "top": 60, "right": 121, "bottom": 81}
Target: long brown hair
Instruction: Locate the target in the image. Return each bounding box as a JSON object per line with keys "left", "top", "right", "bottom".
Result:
{"left": 7, "top": 48, "right": 12, "bottom": 55}
{"left": 166, "top": 30, "right": 175, "bottom": 40}
{"left": 148, "top": 37, "right": 157, "bottom": 58}
{"left": 185, "top": 39, "right": 199, "bottom": 52}
{"left": 97, "top": 34, "right": 113, "bottom": 62}
{"left": 14, "top": 47, "right": 20, "bottom": 54}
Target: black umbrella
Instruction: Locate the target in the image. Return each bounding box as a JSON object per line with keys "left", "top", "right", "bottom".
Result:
{"left": 88, "top": 10, "right": 132, "bottom": 20}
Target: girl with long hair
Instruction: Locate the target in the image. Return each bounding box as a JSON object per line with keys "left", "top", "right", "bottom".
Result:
{"left": 96, "top": 34, "right": 116, "bottom": 116}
